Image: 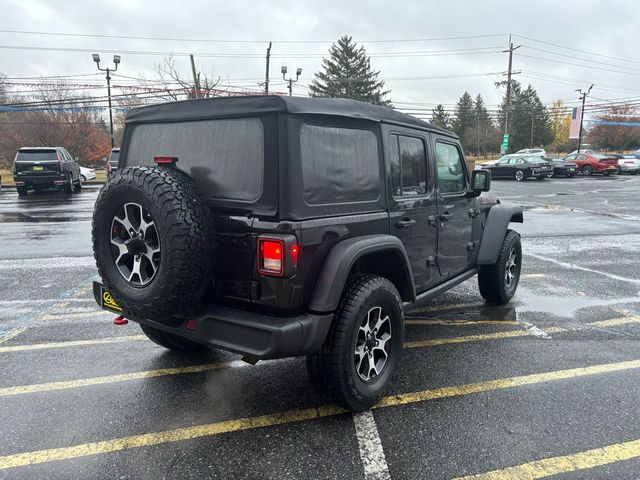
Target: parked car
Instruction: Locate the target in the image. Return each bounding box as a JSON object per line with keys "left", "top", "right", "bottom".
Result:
{"left": 563, "top": 152, "right": 619, "bottom": 176}
{"left": 480, "top": 154, "right": 553, "bottom": 181}
{"left": 545, "top": 157, "right": 578, "bottom": 177}
{"left": 516, "top": 148, "right": 546, "bottom": 157}
{"left": 90, "top": 95, "right": 523, "bottom": 411}
{"left": 567, "top": 149, "right": 596, "bottom": 156}
{"left": 107, "top": 148, "right": 120, "bottom": 177}
{"left": 616, "top": 155, "right": 640, "bottom": 175}
{"left": 80, "top": 166, "right": 97, "bottom": 182}
{"left": 12, "top": 147, "right": 82, "bottom": 196}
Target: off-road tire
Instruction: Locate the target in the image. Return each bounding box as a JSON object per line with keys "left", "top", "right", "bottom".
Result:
{"left": 478, "top": 229, "right": 522, "bottom": 304}
{"left": 582, "top": 165, "right": 593, "bottom": 176}
{"left": 306, "top": 274, "right": 405, "bottom": 411}
{"left": 73, "top": 179, "right": 82, "bottom": 193}
{"left": 139, "top": 324, "right": 203, "bottom": 352}
{"left": 92, "top": 166, "right": 215, "bottom": 320}
{"left": 17, "top": 186, "right": 28, "bottom": 196}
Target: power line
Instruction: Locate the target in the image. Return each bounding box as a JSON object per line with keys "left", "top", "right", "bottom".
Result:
{"left": 512, "top": 34, "right": 640, "bottom": 65}
{"left": 0, "top": 28, "right": 508, "bottom": 45}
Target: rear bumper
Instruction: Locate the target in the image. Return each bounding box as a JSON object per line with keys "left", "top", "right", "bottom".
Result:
{"left": 13, "top": 174, "right": 65, "bottom": 187}
{"left": 92, "top": 281, "right": 333, "bottom": 360}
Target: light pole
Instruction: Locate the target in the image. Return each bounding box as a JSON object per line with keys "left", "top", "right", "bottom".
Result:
{"left": 282, "top": 66, "right": 302, "bottom": 96}
{"left": 575, "top": 84, "right": 593, "bottom": 153}
{"left": 92, "top": 53, "right": 121, "bottom": 148}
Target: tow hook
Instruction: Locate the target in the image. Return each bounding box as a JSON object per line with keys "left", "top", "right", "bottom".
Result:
{"left": 113, "top": 315, "right": 128, "bottom": 325}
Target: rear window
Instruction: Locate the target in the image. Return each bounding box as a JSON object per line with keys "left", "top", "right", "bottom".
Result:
{"left": 300, "top": 125, "right": 379, "bottom": 205}
{"left": 126, "top": 119, "right": 264, "bottom": 202}
{"left": 108, "top": 150, "right": 120, "bottom": 163}
{"left": 16, "top": 150, "right": 58, "bottom": 162}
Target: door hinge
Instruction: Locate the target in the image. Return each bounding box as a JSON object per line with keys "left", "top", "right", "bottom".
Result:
{"left": 426, "top": 255, "right": 437, "bottom": 267}
{"left": 466, "top": 240, "right": 480, "bottom": 252}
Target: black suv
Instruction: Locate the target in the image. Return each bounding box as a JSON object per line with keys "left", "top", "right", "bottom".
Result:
{"left": 106, "top": 148, "right": 120, "bottom": 177}
{"left": 92, "top": 96, "right": 523, "bottom": 410}
{"left": 12, "top": 147, "right": 82, "bottom": 196}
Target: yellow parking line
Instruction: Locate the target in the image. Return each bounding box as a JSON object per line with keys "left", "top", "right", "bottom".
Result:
{"left": 0, "top": 328, "right": 27, "bottom": 345}
{"left": 455, "top": 438, "right": 640, "bottom": 479}
{"left": 1, "top": 358, "right": 639, "bottom": 471}
{"left": 1, "top": 317, "right": 636, "bottom": 397}
{"left": 404, "top": 327, "right": 565, "bottom": 349}
{"left": 0, "top": 335, "right": 147, "bottom": 353}
{"left": 42, "top": 310, "right": 113, "bottom": 321}
{"left": 0, "top": 361, "right": 244, "bottom": 397}
{"left": 405, "top": 319, "right": 519, "bottom": 326}
{"left": 590, "top": 315, "right": 640, "bottom": 328}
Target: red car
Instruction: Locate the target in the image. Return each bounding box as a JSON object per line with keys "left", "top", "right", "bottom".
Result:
{"left": 563, "top": 152, "right": 619, "bottom": 176}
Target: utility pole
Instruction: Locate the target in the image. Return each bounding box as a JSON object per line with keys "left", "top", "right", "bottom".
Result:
{"left": 530, "top": 112, "right": 535, "bottom": 148}
{"left": 92, "top": 53, "right": 120, "bottom": 149}
{"left": 477, "top": 111, "right": 481, "bottom": 157}
{"left": 264, "top": 42, "right": 272, "bottom": 94}
{"left": 190, "top": 54, "right": 200, "bottom": 99}
{"left": 576, "top": 84, "right": 594, "bottom": 153}
{"left": 500, "top": 35, "right": 521, "bottom": 154}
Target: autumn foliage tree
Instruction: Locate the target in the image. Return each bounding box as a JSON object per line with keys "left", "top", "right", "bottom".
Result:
{"left": 587, "top": 105, "right": 640, "bottom": 152}
{"left": 0, "top": 78, "right": 111, "bottom": 167}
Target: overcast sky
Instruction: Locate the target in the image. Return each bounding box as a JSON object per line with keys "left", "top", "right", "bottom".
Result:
{"left": 1, "top": 0, "right": 638, "bottom": 118}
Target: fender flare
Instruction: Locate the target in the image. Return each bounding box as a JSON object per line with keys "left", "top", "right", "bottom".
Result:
{"left": 477, "top": 205, "right": 524, "bottom": 265}
{"left": 308, "top": 235, "right": 415, "bottom": 313}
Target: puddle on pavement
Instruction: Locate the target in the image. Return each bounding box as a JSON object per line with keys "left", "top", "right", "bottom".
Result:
{"left": 0, "top": 211, "right": 89, "bottom": 222}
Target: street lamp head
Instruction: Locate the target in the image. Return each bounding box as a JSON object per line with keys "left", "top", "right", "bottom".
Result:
{"left": 113, "top": 55, "right": 121, "bottom": 65}
{"left": 92, "top": 53, "right": 101, "bottom": 63}
{"left": 281, "top": 65, "right": 287, "bottom": 75}
{"left": 296, "top": 67, "right": 302, "bottom": 78}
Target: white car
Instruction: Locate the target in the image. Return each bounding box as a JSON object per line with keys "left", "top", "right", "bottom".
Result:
{"left": 516, "top": 148, "right": 546, "bottom": 156}
{"left": 79, "top": 166, "right": 96, "bottom": 183}
{"left": 617, "top": 156, "right": 640, "bottom": 175}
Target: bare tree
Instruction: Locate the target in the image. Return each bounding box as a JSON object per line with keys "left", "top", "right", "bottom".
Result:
{"left": 154, "top": 56, "right": 222, "bottom": 100}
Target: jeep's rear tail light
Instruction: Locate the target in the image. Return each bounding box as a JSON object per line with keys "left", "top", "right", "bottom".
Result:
{"left": 154, "top": 156, "right": 179, "bottom": 165}
{"left": 259, "top": 240, "right": 283, "bottom": 275}
{"left": 257, "top": 235, "right": 298, "bottom": 277}
{"left": 107, "top": 163, "right": 112, "bottom": 173}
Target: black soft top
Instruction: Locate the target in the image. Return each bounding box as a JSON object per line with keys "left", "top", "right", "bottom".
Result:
{"left": 125, "top": 95, "right": 455, "bottom": 137}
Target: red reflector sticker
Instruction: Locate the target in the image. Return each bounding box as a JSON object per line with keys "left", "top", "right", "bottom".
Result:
{"left": 185, "top": 319, "right": 197, "bottom": 331}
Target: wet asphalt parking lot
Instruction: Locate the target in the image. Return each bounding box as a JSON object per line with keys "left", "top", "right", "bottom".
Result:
{"left": 0, "top": 174, "right": 639, "bottom": 479}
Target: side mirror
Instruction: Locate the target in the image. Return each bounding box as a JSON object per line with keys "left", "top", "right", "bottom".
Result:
{"left": 467, "top": 169, "right": 491, "bottom": 197}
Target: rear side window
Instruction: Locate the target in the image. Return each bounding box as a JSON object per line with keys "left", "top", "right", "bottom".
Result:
{"left": 126, "top": 119, "right": 264, "bottom": 202}
{"left": 109, "top": 150, "right": 120, "bottom": 163}
{"left": 16, "top": 150, "right": 59, "bottom": 162}
{"left": 300, "top": 125, "right": 379, "bottom": 205}
{"left": 435, "top": 142, "right": 466, "bottom": 194}
{"left": 389, "top": 134, "right": 427, "bottom": 196}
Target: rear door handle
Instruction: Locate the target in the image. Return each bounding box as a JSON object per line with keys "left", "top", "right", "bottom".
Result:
{"left": 395, "top": 219, "right": 417, "bottom": 230}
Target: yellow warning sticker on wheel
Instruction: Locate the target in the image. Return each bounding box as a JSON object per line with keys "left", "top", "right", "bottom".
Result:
{"left": 101, "top": 288, "right": 123, "bottom": 312}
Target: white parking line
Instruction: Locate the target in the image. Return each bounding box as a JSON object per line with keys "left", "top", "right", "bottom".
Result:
{"left": 525, "top": 252, "right": 640, "bottom": 285}
{"left": 352, "top": 410, "right": 391, "bottom": 480}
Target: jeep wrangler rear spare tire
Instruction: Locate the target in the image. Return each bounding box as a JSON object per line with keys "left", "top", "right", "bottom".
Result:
{"left": 306, "top": 274, "right": 405, "bottom": 411}
{"left": 478, "top": 229, "right": 521, "bottom": 304}
{"left": 92, "top": 166, "right": 215, "bottom": 320}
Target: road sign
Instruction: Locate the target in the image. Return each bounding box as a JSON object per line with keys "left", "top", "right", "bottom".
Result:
{"left": 501, "top": 133, "right": 509, "bottom": 153}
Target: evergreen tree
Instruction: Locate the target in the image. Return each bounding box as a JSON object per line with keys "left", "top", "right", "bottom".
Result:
{"left": 469, "top": 94, "right": 499, "bottom": 157}
{"left": 499, "top": 82, "right": 553, "bottom": 152}
{"left": 430, "top": 104, "right": 451, "bottom": 129}
{"left": 452, "top": 92, "right": 475, "bottom": 153}
{"left": 309, "top": 35, "right": 391, "bottom": 106}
